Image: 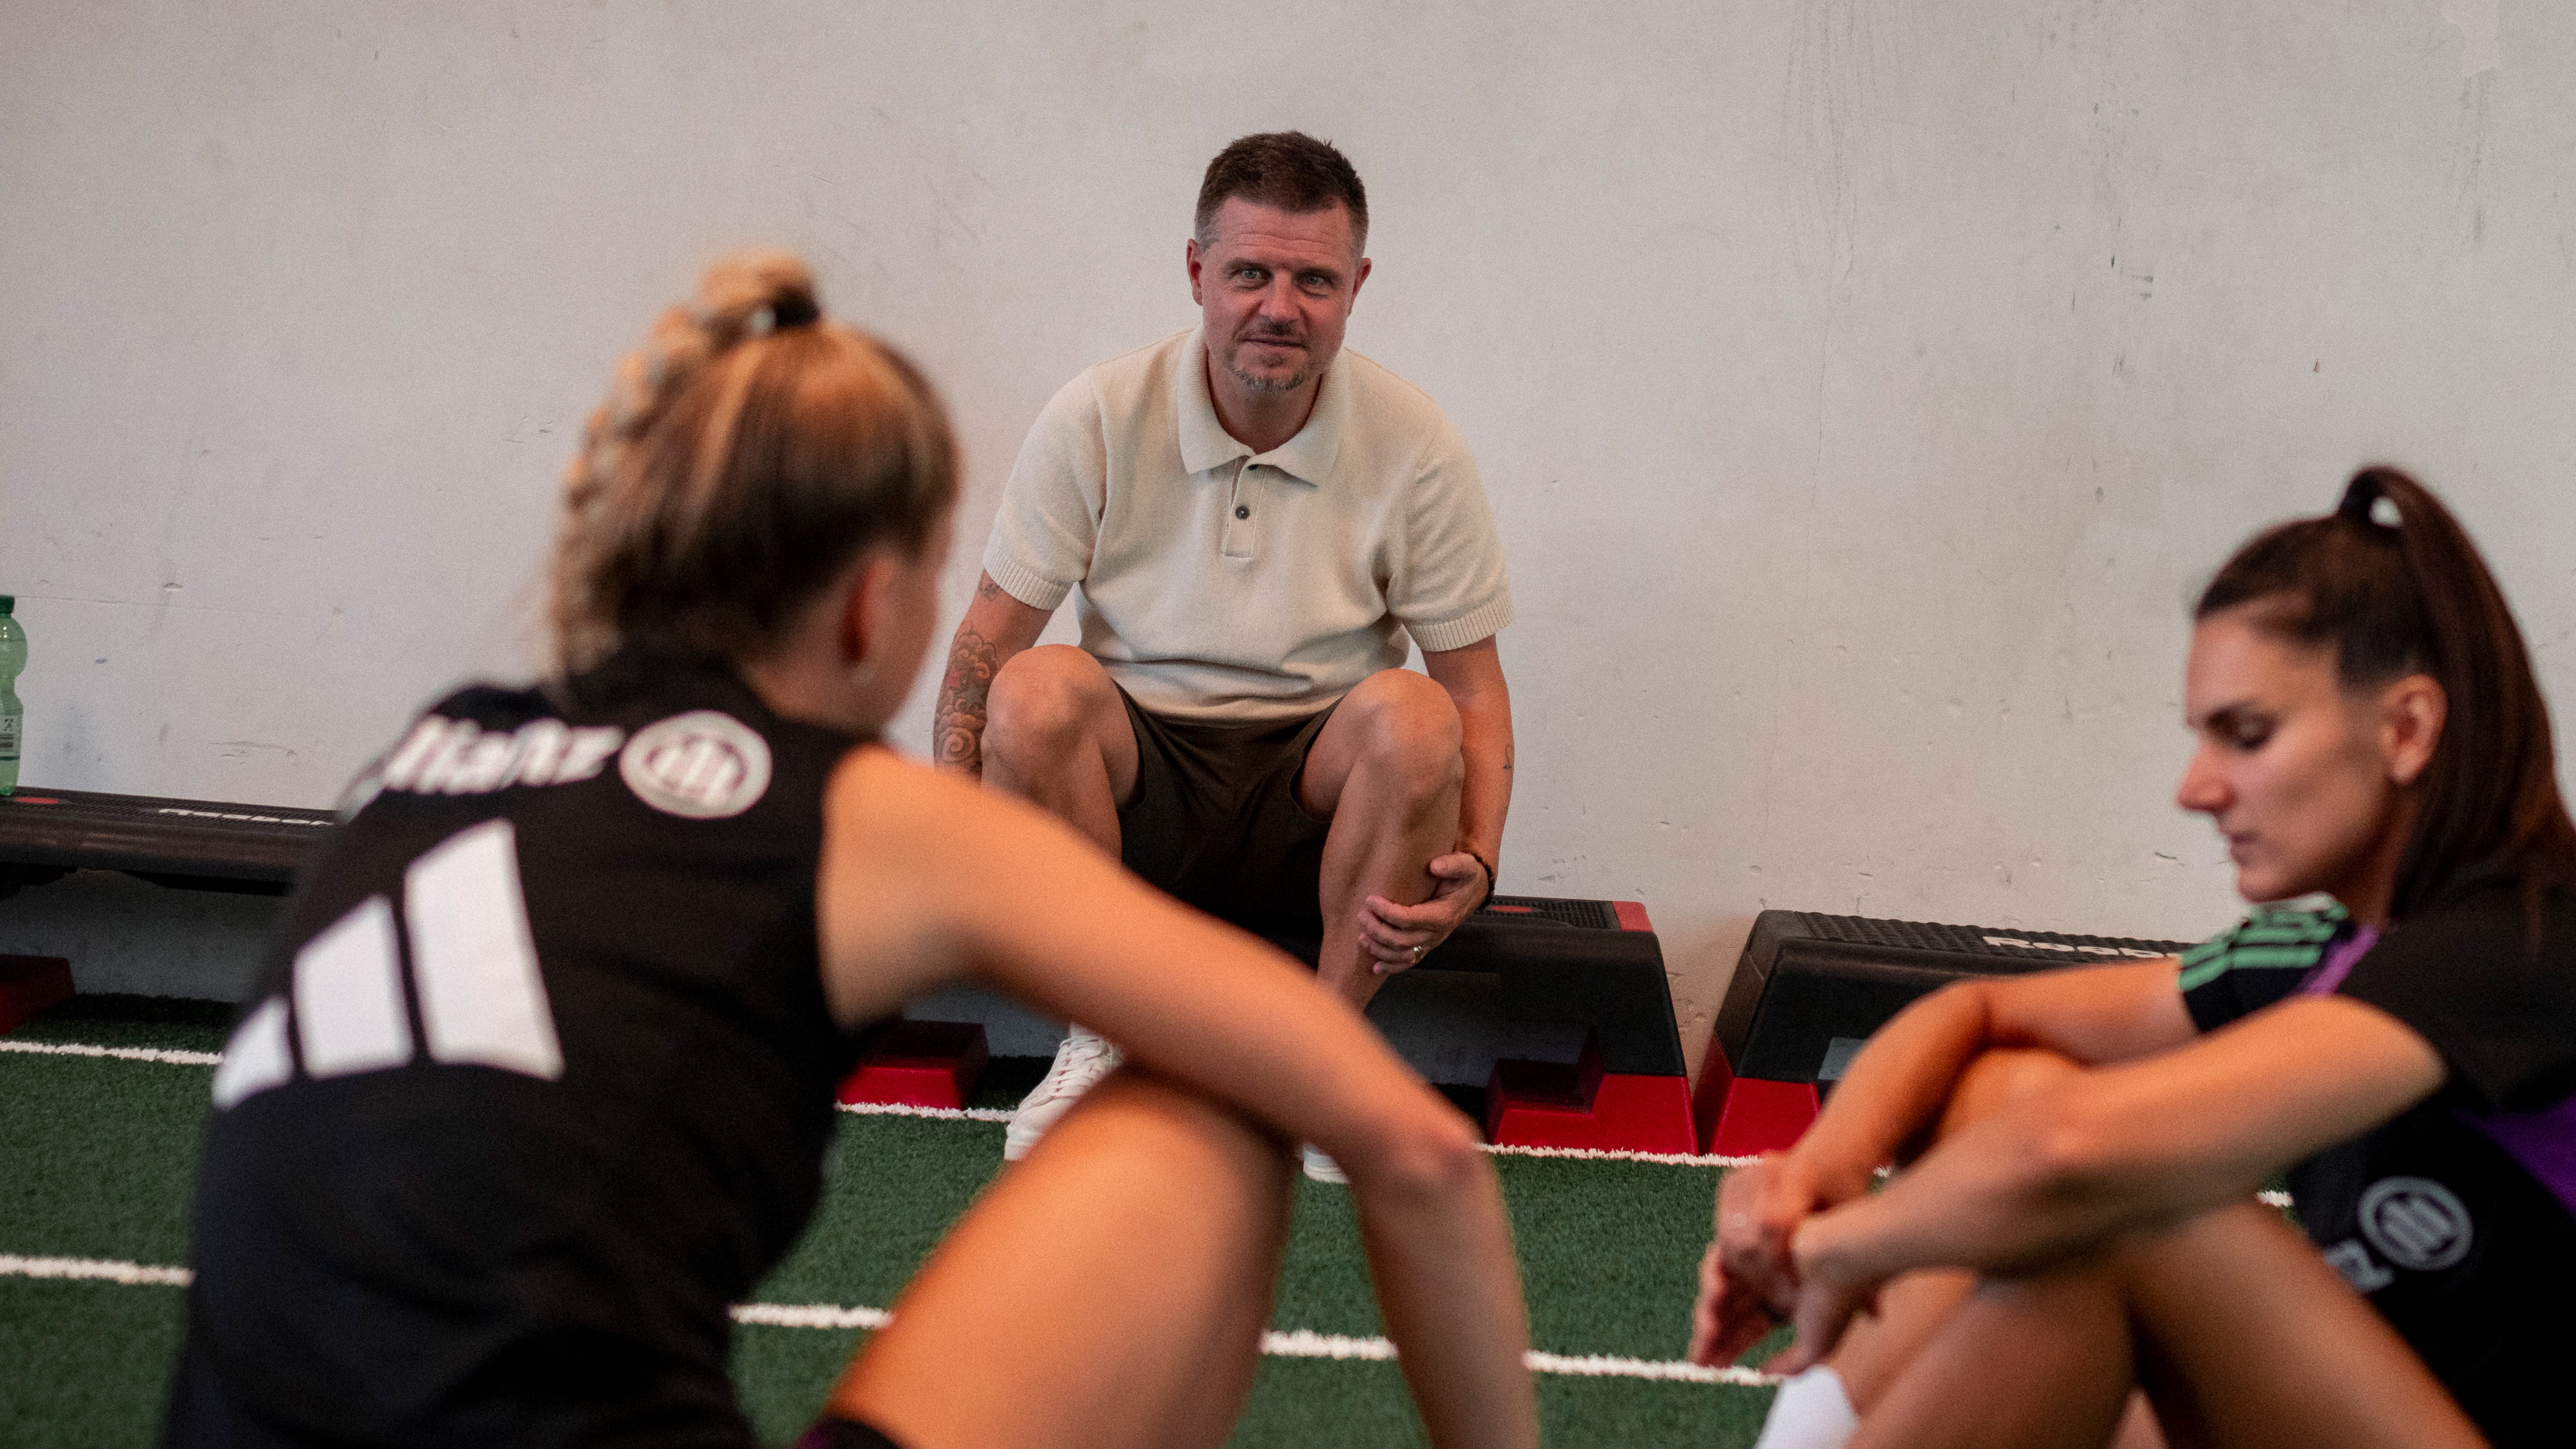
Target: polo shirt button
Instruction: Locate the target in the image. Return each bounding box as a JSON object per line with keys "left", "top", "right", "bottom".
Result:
{"left": 1234, "top": 505, "right": 1250, "bottom": 519}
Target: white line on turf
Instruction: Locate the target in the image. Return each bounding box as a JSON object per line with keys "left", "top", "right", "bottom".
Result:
{"left": 1258, "top": 1332, "right": 1778, "bottom": 1386}
{"left": 1260, "top": 1328, "right": 1396, "bottom": 1361}
{"left": 831, "top": 1102, "right": 1763, "bottom": 1167}
{"left": 833, "top": 1100, "right": 1017, "bottom": 1123}
{"left": 4, "top": 1041, "right": 1743, "bottom": 1169}
{"left": 1484, "top": 1143, "right": 1758, "bottom": 1168}
{"left": 0, "top": 1040, "right": 2307, "bottom": 1210}
{"left": 731, "top": 1302, "right": 894, "bottom": 1331}
{"left": 0, "top": 1039, "right": 222, "bottom": 1066}
{"left": 1526, "top": 1352, "right": 1777, "bottom": 1387}
{"left": 5, "top": 1255, "right": 1776, "bottom": 1387}
{"left": 0, "top": 1253, "right": 194, "bottom": 1286}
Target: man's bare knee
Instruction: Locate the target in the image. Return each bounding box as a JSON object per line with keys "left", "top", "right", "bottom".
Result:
{"left": 986, "top": 645, "right": 1111, "bottom": 768}
{"left": 1340, "top": 670, "right": 1463, "bottom": 795}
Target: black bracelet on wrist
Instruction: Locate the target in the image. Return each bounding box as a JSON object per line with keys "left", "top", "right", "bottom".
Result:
{"left": 1463, "top": 847, "right": 1498, "bottom": 912}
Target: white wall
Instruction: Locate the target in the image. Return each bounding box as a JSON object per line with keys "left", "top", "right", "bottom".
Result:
{"left": 5, "top": 2, "right": 2569, "bottom": 1057}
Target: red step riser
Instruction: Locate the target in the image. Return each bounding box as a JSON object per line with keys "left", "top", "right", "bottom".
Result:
{"left": 837, "top": 1061, "right": 980, "bottom": 1111}
{"left": 1698, "top": 1076, "right": 1820, "bottom": 1156}
{"left": 0, "top": 956, "right": 74, "bottom": 1034}
{"left": 1485, "top": 1071, "right": 1697, "bottom": 1155}
{"left": 837, "top": 1021, "right": 991, "bottom": 1111}
{"left": 1691, "top": 1040, "right": 1824, "bottom": 1154}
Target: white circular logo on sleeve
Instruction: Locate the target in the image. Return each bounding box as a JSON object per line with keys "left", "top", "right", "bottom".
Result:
{"left": 619, "top": 711, "right": 773, "bottom": 819}
{"left": 2357, "top": 1176, "right": 2474, "bottom": 1272}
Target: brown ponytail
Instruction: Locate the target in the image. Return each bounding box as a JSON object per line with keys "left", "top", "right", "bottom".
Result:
{"left": 2198, "top": 467, "right": 2576, "bottom": 917}
{"left": 549, "top": 250, "right": 956, "bottom": 675}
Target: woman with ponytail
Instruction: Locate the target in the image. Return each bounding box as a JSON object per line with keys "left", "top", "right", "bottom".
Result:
{"left": 164, "top": 254, "right": 1539, "bottom": 1449}
{"left": 1695, "top": 469, "right": 2576, "bottom": 1448}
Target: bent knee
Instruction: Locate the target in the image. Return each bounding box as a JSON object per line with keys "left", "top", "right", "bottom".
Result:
{"left": 985, "top": 645, "right": 1114, "bottom": 759}
{"left": 1072, "top": 1069, "right": 1295, "bottom": 1185}
{"left": 1338, "top": 670, "right": 1463, "bottom": 785}
{"left": 1345, "top": 1096, "right": 1490, "bottom": 1202}
{"left": 1937, "top": 1045, "right": 2085, "bottom": 1140}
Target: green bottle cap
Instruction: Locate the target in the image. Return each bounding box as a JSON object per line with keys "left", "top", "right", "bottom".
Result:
{"left": 0, "top": 596, "right": 13, "bottom": 615}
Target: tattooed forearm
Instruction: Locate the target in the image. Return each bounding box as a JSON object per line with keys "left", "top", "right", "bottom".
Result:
{"left": 933, "top": 626, "right": 1003, "bottom": 778}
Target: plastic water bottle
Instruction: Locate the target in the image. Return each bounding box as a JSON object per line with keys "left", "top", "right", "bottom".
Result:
{"left": 0, "top": 596, "right": 23, "bottom": 796}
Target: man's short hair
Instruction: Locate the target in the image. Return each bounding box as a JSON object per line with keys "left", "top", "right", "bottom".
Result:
{"left": 1194, "top": 132, "right": 1368, "bottom": 255}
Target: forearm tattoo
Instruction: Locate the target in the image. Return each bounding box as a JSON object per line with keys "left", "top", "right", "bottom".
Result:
{"left": 932, "top": 626, "right": 1002, "bottom": 778}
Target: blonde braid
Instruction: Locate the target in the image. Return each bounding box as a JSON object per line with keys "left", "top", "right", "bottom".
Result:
{"left": 550, "top": 252, "right": 819, "bottom": 673}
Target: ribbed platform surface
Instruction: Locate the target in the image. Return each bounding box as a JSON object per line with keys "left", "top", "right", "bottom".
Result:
{"left": 1777, "top": 912, "right": 2189, "bottom": 965}
{"left": 1479, "top": 896, "right": 1620, "bottom": 929}
{"left": 0, "top": 789, "right": 333, "bottom": 887}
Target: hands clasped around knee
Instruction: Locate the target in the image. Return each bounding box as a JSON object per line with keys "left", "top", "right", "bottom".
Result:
{"left": 1358, "top": 851, "right": 1490, "bottom": 975}
{"left": 1691, "top": 1153, "right": 1882, "bottom": 1373}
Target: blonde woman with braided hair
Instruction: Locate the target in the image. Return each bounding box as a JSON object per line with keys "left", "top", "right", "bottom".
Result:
{"left": 165, "top": 253, "right": 1539, "bottom": 1449}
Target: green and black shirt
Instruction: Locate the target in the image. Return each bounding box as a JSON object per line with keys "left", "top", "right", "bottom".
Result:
{"left": 2179, "top": 868, "right": 2576, "bottom": 1447}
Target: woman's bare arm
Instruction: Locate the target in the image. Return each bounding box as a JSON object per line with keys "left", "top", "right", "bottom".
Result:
{"left": 1805, "top": 995, "right": 2443, "bottom": 1277}
{"left": 816, "top": 745, "right": 1538, "bottom": 1449}
{"left": 1792, "top": 962, "right": 2201, "bottom": 1196}
{"left": 1755, "top": 995, "right": 2445, "bottom": 1369}
{"left": 1694, "top": 960, "right": 2210, "bottom": 1364}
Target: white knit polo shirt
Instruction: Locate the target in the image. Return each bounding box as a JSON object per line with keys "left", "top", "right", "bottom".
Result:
{"left": 981, "top": 328, "right": 1513, "bottom": 724}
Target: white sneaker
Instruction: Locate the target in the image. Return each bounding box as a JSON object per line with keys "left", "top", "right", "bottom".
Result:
{"left": 1750, "top": 1365, "right": 1857, "bottom": 1449}
{"left": 1301, "top": 1144, "right": 1348, "bottom": 1185}
{"left": 1003, "top": 1027, "right": 1122, "bottom": 1161}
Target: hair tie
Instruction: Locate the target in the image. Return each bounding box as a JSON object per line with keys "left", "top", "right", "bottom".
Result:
{"left": 770, "top": 294, "right": 821, "bottom": 330}
{"left": 2337, "top": 475, "right": 2400, "bottom": 530}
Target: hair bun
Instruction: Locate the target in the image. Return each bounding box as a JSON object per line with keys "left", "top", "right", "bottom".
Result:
{"left": 695, "top": 250, "right": 821, "bottom": 343}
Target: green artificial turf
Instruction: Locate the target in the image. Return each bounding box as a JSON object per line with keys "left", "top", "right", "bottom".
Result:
{"left": 0, "top": 1053, "right": 209, "bottom": 1265}
{"left": 0, "top": 1278, "right": 191, "bottom": 1449}
{"left": 2, "top": 999, "right": 1771, "bottom": 1447}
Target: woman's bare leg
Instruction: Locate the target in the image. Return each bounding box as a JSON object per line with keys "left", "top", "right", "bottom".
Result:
{"left": 1821, "top": 1049, "right": 2079, "bottom": 1412}
{"left": 1847, "top": 1253, "right": 2142, "bottom": 1449}
{"left": 2120, "top": 1203, "right": 2479, "bottom": 1449}
{"left": 1847, "top": 1200, "right": 2482, "bottom": 1449}
{"left": 1809, "top": 1043, "right": 2472, "bottom": 1448}
{"left": 826, "top": 1071, "right": 1297, "bottom": 1449}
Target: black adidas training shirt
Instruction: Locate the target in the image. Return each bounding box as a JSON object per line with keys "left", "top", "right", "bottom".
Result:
{"left": 165, "top": 647, "right": 866, "bottom": 1448}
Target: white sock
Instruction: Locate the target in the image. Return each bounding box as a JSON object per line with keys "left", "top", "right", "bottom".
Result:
{"left": 1750, "top": 1366, "right": 1858, "bottom": 1449}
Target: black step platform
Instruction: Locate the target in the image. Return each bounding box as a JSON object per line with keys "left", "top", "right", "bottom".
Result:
{"left": 1697, "top": 910, "right": 2194, "bottom": 1154}
{"left": 1259, "top": 896, "right": 1682, "bottom": 1077}
{"left": 851, "top": 894, "right": 1704, "bottom": 1153}
{"left": 0, "top": 788, "right": 334, "bottom": 896}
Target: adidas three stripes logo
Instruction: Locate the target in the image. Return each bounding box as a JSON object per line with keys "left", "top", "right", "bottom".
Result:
{"left": 210, "top": 819, "right": 564, "bottom": 1110}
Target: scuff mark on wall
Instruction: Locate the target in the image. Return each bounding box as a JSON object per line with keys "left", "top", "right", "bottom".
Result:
{"left": 2443, "top": 0, "right": 2500, "bottom": 77}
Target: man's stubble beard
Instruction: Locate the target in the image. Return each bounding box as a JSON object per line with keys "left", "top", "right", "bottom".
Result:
{"left": 1228, "top": 362, "right": 1315, "bottom": 395}
{"left": 1226, "top": 343, "right": 1317, "bottom": 395}
{"left": 1225, "top": 322, "right": 1321, "bottom": 395}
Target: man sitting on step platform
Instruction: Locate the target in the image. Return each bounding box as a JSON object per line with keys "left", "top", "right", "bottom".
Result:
{"left": 931, "top": 132, "right": 1516, "bottom": 1180}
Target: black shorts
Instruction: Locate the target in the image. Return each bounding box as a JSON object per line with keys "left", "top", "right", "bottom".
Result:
{"left": 1115, "top": 687, "right": 1340, "bottom": 939}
